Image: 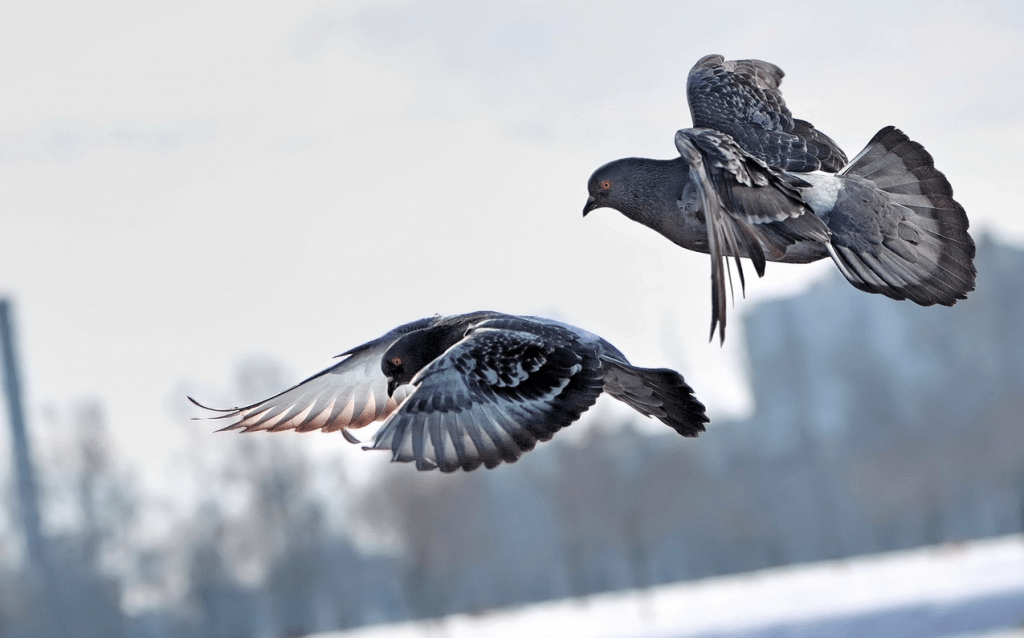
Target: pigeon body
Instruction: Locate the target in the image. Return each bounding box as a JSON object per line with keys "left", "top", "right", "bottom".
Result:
{"left": 192, "top": 312, "right": 708, "bottom": 472}
{"left": 584, "top": 55, "right": 976, "bottom": 342}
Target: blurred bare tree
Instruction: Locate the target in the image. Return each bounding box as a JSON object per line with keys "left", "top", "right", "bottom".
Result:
{"left": 2, "top": 238, "right": 1024, "bottom": 637}
{"left": 0, "top": 398, "right": 133, "bottom": 638}
{"left": 354, "top": 466, "right": 491, "bottom": 618}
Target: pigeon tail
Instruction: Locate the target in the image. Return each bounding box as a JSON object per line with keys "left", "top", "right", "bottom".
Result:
{"left": 601, "top": 360, "right": 708, "bottom": 438}
{"left": 823, "top": 126, "right": 976, "bottom": 306}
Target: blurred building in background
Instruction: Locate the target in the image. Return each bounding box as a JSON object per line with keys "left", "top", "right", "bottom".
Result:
{"left": 1, "top": 236, "right": 1022, "bottom": 638}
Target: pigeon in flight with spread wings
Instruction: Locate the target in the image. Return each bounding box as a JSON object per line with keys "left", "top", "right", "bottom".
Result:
{"left": 583, "top": 54, "right": 976, "bottom": 342}
{"left": 191, "top": 312, "right": 708, "bottom": 472}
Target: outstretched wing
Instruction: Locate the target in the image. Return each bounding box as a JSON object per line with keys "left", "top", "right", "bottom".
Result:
{"left": 687, "top": 54, "right": 847, "bottom": 172}
{"left": 190, "top": 318, "right": 438, "bottom": 439}
{"left": 368, "top": 324, "right": 604, "bottom": 472}
{"left": 675, "top": 127, "right": 831, "bottom": 343}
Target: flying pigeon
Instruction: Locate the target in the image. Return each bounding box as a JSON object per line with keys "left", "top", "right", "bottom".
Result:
{"left": 191, "top": 312, "right": 708, "bottom": 472}
{"left": 583, "top": 55, "right": 976, "bottom": 342}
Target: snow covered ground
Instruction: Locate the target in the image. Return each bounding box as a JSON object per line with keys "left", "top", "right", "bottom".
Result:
{"left": 312, "top": 535, "right": 1024, "bottom": 638}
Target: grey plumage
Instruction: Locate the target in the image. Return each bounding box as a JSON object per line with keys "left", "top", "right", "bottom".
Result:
{"left": 584, "top": 55, "right": 976, "bottom": 342}
{"left": 818, "top": 127, "right": 976, "bottom": 307}
{"left": 191, "top": 312, "right": 708, "bottom": 472}
{"left": 686, "top": 54, "right": 847, "bottom": 172}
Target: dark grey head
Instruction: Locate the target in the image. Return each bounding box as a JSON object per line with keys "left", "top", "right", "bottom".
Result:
{"left": 583, "top": 157, "right": 688, "bottom": 219}
{"left": 381, "top": 324, "right": 463, "bottom": 396}
{"left": 583, "top": 159, "right": 634, "bottom": 217}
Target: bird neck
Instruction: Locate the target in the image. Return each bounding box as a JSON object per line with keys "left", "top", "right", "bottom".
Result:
{"left": 617, "top": 157, "right": 689, "bottom": 223}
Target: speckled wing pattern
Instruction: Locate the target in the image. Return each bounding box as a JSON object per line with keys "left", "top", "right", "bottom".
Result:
{"left": 687, "top": 54, "right": 847, "bottom": 172}
{"left": 368, "top": 320, "right": 604, "bottom": 472}
{"left": 190, "top": 317, "right": 439, "bottom": 440}
{"left": 674, "top": 127, "right": 831, "bottom": 342}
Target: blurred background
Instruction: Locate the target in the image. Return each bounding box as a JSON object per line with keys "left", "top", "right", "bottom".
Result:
{"left": 1, "top": 0, "right": 1023, "bottom": 636}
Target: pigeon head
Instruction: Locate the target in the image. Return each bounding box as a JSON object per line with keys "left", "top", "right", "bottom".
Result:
{"left": 583, "top": 157, "right": 688, "bottom": 220}
{"left": 381, "top": 324, "right": 462, "bottom": 396}
{"left": 583, "top": 159, "right": 633, "bottom": 217}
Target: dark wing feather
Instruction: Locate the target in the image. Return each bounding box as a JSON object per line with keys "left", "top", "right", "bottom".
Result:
{"left": 675, "top": 127, "right": 830, "bottom": 343}
{"left": 190, "top": 318, "right": 439, "bottom": 436}
{"left": 368, "top": 325, "right": 604, "bottom": 472}
{"left": 687, "top": 54, "right": 847, "bottom": 172}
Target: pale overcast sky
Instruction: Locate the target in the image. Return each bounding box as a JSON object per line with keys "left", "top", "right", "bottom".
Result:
{"left": 1, "top": 0, "right": 1022, "bottom": 489}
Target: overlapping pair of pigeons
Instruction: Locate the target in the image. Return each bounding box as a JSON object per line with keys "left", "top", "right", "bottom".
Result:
{"left": 195, "top": 55, "right": 977, "bottom": 472}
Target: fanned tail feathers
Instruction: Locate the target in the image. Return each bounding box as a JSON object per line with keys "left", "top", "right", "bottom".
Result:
{"left": 831, "top": 126, "right": 976, "bottom": 306}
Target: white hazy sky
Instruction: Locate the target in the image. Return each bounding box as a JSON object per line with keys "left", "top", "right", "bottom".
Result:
{"left": 1, "top": 0, "right": 1022, "bottom": 490}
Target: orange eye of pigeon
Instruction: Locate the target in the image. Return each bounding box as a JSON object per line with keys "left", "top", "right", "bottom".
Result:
{"left": 600, "top": 180, "right": 611, "bottom": 190}
{"left": 391, "top": 357, "right": 402, "bottom": 366}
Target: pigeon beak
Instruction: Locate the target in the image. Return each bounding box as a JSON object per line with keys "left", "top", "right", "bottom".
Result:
{"left": 583, "top": 195, "right": 598, "bottom": 217}
{"left": 386, "top": 376, "right": 398, "bottom": 397}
